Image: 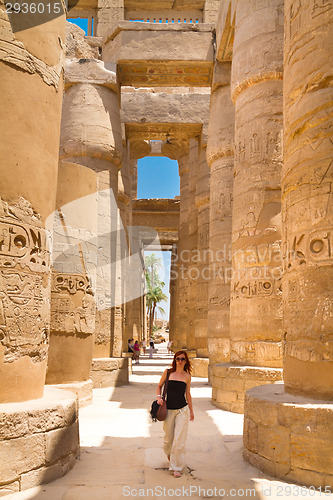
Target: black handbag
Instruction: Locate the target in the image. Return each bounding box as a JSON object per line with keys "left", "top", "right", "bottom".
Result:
{"left": 150, "top": 370, "right": 170, "bottom": 422}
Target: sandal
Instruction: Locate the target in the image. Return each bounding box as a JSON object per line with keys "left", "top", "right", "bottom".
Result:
{"left": 173, "top": 471, "right": 181, "bottom": 478}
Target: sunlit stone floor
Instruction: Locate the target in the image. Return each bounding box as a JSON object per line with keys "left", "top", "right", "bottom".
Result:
{"left": 5, "top": 345, "right": 332, "bottom": 500}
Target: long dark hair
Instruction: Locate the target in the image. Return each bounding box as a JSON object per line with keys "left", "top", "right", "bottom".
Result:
{"left": 170, "top": 350, "right": 192, "bottom": 374}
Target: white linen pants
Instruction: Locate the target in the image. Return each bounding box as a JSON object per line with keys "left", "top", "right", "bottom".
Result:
{"left": 163, "top": 405, "right": 189, "bottom": 472}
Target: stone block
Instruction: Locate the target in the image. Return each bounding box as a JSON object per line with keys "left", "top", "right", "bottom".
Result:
{"left": 243, "top": 448, "right": 277, "bottom": 478}
{"left": 223, "top": 377, "right": 245, "bottom": 392}
{"left": 0, "top": 434, "right": 45, "bottom": 483}
{"left": 63, "top": 400, "right": 79, "bottom": 428}
{"left": 20, "top": 462, "right": 64, "bottom": 490}
{"left": 216, "top": 389, "right": 237, "bottom": 404}
{"left": 45, "top": 423, "right": 79, "bottom": 465}
{"left": 0, "top": 482, "right": 20, "bottom": 496}
{"left": 243, "top": 418, "right": 258, "bottom": 453}
{"left": 244, "top": 393, "right": 278, "bottom": 426}
{"left": 91, "top": 358, "right": 129, "bottom": 388}
{"left": 291, "top": 433, "right": 333, "bottom": 475}
{"left": 278, "top": 404, "right": 333, "bottom": 439}
{"left": 28, "top": 406, "right": 65, "bottom": 434}
{"left": 286, "top": 467, "right": 326, "bottom": 490}
{"left": 0, "top": 411, "right": 29, "bottom": 439}
{"left": 191, "top": 358, "right": 209, "bottom": 378}
{"left": 212, "top": 400, "right": 231, "bottom": 412}
{"left": 257, "top": 426, "right": 290, "bottom": 465}
{"left": 230, "top": 401, "right": 244, "bottom": 414}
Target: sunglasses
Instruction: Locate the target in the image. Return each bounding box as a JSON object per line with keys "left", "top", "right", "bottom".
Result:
{"left": 176, "top": 357, "right": 186, "bottom": 361}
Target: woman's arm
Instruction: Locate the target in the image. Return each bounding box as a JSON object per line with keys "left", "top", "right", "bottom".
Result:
{"left": 156, "top": 369, "right": 168, "bottom": 405}
{"left": 185, "top": 375, "right": 194, "bottom": 421}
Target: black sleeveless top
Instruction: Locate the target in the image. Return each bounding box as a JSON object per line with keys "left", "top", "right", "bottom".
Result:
{"left": 166, "top": 380, "right": 187, "bottom": 410}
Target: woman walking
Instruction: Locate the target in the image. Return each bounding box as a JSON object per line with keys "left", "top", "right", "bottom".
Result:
{"left": 156, "top": 351, "right": 194, "bottom": 477}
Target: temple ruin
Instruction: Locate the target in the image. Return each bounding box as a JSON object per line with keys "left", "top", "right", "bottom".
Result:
{"left": 0, "top": 0, "right": 332, "bottom": 493}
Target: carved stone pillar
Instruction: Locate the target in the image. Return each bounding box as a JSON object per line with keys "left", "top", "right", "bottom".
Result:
{"left": 244, "top": 1, "right": 333, "bottom": 487}
{"left": 169, "top": 244, "right": 178, "bottom": 349}
{"left": 215, "top": 0, "right": 284, "bottom": 413}
{"left": 195, "top": 144, "right": 210, "bottom": 358}
{"left": 175, "top": 150, "right": 190, "bottom": 351}
{"left": 185, "top": 139, "right": 199, "bottom": 355}
{"left": 57, "top": 58, "right": 128, "bottom": 387}
{"left": 207, "top": 62, "right": 234, "bottom": 371}
{"left": 47, "top": 161, "right": 98, "bottom": 406}
{"left": 0, "top": 4, "right": 79, "bottom": 492}
{"left": 0, "top": 4, "right": 65, "bottom": 404}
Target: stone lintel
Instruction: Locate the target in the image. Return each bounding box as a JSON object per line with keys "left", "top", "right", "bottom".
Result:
{"left": 132, "top": 199, "right": 180, "bottom": 245}
{"left": 121, "top": 91, "right": 210, "bottom": 125}
{"left": 103, "top": 22, "right": 214, "bottom": 87}
{"left": 103, "top": 20, "right": 215, "bottom": 45}
{"left": 125, "top": 123, "right": 202, "bottom": 142}
{"left": 65, "top": 60, "right": 118, "bottom": 91}
{"left": 124, "top": 0, "right": 205, "bottom": 9}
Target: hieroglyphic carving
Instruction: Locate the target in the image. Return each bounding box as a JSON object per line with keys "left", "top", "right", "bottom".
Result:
{"left": 233, "top": 278, "right": 282, "bottom": 299}
{"left": 236, "top": 128, "right": 282, "bottom": 165}
{"left": 283, "top": 228, "right": 333, "bottom": 270}
{"left": 51, "top": 273, "right": 95, "bottom": 334}
{"left": 0, "top": 198, "right": 50, "bottom": 362}
{"left": 311, "top": 0, "right": 332, "bottom": 18}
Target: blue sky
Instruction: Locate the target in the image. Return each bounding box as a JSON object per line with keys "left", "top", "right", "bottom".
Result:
{"left": 137, "top": 156, "right": 179, "bottom": 199}
{"left": 139, "top": 157, "right": 179, "bottom": 321}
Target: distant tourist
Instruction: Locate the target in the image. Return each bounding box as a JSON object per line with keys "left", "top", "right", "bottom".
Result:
{"left": 133, "top": 340, "right": 140, "bottom": 364}
{"left": 149, "top": 339, "right": 154, "bottom": 359}
{"left": 128, "top": 339, "right": 134, "bottom": 357}
{"left": 142, "top": 339, "right": 147, "bottom": 355}
{"left": 167, "top": 340, "right": 173, "bottom": 354}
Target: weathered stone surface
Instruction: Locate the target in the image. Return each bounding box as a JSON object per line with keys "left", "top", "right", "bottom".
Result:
{"left": 48, "top": 380, "right": 93, "bottom": 408}
{"left": 45, "top": 423, "right": 79, "bottom": 464}
{"left": 65, "top": 59, "right": 117, "bottom": 90}
{"left": 121, "top": 90, "right": 210, "bottom": 125}
{"left": 243, "top": 384, "right": 333, "bottom": 487}
{"left": 91, "top": 357, "right": 129, "bottom": 387}
{"left": 191, "top": 357, "right": 209, "bottom": 378}
{"left": 66, "top": 22, "right": 99, "bottom": 60}
{"left": 282, "top": 0, "right": 333, "bottom": 400}
{"left": 0, "top": 434, "right": 45, "bottom": 483}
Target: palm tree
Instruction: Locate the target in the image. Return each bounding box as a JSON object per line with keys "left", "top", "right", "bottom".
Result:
{"left": 145, "top": 253, "right": 163, "bottom": 289}
{"left": 146, "top": 284, "right": 167, "bottom": 338}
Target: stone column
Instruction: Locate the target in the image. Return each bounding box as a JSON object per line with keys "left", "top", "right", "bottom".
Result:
{"left": 216, "top": 0, "right": 284, "bottom": 413}
{"left": 58, "top": 59, "right": 128, "bottom": 387}
{"left": 0, "top": 4, "right": 80, "bottom": 492}
{"left": 195, "top": 143, "right": 210, "bottom": 358}
{"left": 243, "top": 1, "right": 333, "bottom": 487}
{"left": 185, "top": 139, "right": 199, "bottom": 355}
{"left": 47, "top": 161, "right": 98, "bottom": 407}
{"left": 0, "top": 4, "right": 65, "bottom": 403}
{"left": 175, "top": 150, "right": 190, "bottom": 351}
{"left": 207, "top": 62, "right": 234, "bottom": 373}
{"left": 168, "top": 244, "right": 178, "bottom": 349}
